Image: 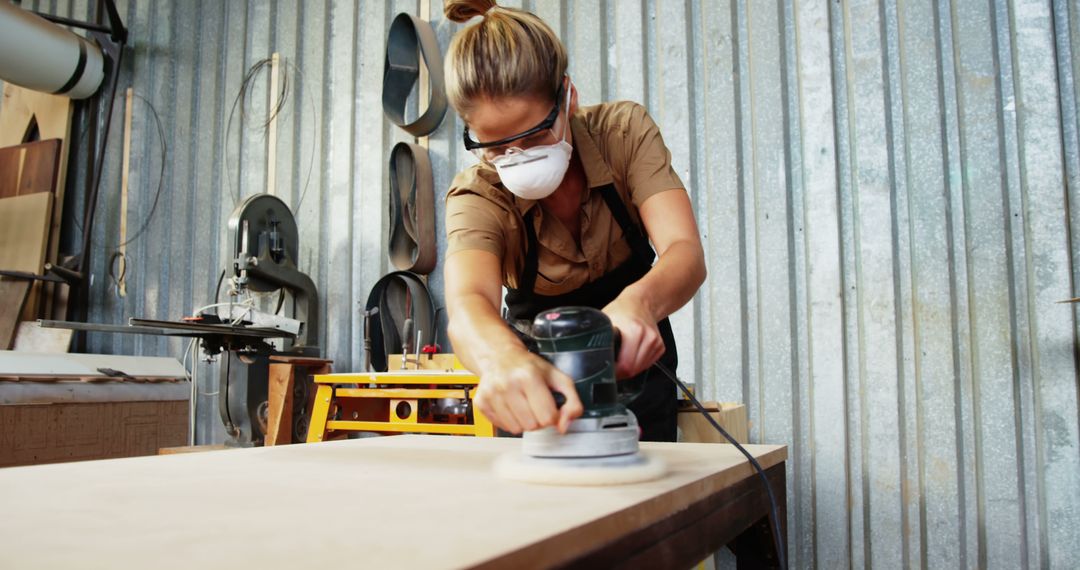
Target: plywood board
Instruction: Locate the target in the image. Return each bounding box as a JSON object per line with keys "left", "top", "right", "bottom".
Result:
{"left": 158, "top": 444, "right": 229, "bottom": 455}
{"left": 0, "top": 279, "right": 31, "bottom": 349}
{"left": 0, "top": 139, "right": 62, "bottom": 199}
{"left": 0, "top": 435, "right": 785, "bottom": 569}
{"left": 11, "top": 321, "right": 72, "bottom": 352}
{"left": 0, "top": 351, "right": 186, "bottom": 379}
{"left": 16, "top": 138, "right": 62, "bottom": 196}
{"left": 679, "top": 402, "right": 749, "bottom": 444}
{"left": 0, "top": 192, "right": 52, "bottom": 320}
{"left": 0, "top": 400, "right": 188, "bottom": 467}
{"left": 0, "top": 379, "right": 190, "bottom": 405}
{"left": 0, "top": 192, "right": 52, "bottom": 272}
{"left": 0, "top": 144, "right": 21, "bottom": 197}
{"left": 0, "top": 84, "right": 74, "bottom": 320}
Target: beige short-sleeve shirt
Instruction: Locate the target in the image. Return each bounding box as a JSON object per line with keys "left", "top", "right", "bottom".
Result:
{"left": 445, "top": 101, "right": 685, "bottom": 295}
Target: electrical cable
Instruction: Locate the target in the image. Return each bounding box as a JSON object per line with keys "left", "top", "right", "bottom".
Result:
{"left": 274, "top": 288, "right": 286, "bottom": 315}
{"left": 651, "top": 361, "right": 788, "bottom": 570}
{"left": 222, "top": 56, "right": 317, "bottom": 213}
{"left": 213, "top": 268, "right": 226, "bottom": 306}
{"left": 72, "top": 91, "right": 167, "bottom": 250}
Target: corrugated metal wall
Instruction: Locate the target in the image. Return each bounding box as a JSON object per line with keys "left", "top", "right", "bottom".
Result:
{"left": 4, "top": 0, "right": 1079, "bottom": 567}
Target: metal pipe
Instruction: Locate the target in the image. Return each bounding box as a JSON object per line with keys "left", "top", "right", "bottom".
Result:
{"left": 0, "top": 2, "right": 105, "bottom": 99}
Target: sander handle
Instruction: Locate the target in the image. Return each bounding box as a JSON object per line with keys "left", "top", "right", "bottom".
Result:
{"left": 548, "top": 327, "right": 621, "bottom": 410}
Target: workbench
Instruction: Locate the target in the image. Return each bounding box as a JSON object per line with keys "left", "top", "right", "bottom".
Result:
{"left": 0, "top": 435, "right": 787, "bottom": 569}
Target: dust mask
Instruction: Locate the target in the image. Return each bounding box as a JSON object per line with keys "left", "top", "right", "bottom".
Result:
{"left": 491, "top": 85, "right": 573, "bottom": 200}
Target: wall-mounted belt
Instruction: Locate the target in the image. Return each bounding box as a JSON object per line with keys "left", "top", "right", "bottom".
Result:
{"left": 388, "top": 142, "right": 436, "bottom": 274}
{"left": 383, "top": 12, "right": 447, "bottom": 137}
{"left": 363, "top": 271, "right": 436, "bottom": 372}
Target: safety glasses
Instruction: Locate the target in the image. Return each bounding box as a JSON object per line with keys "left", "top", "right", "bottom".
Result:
{"left": 462, "top": 84, "right": 564, "bottom": 160}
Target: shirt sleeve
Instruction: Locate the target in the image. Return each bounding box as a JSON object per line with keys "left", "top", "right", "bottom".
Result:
{"left": 623, "top": 103, "right": 686, "bottom": 207}
{"left": 445, "top": 190, "right": 507, "bottom": 260}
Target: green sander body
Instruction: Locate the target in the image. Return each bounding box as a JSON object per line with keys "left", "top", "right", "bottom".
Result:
{"left": 531, "top": 306, "right": 623, "bottom": 418}
{"left": 522, "top": 306, "right": 642, "bottom": 459}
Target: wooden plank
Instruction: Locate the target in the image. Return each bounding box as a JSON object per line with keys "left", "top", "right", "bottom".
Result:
{"left": 12, "top": 321, "right": 72, "bottom": 352}
{"left": 679, "top": 402, "right": 749, "bottom": 444}
{"left": 264, "top": 362, "right": 294, "bottom": 446}
{"left": 0, "top": 137, "right": 61, "bottom": 315}
{"left": 117, "top": 88, "right": 133, "bottom": 298}
{"left": 0, "top": 351, "right": 187, "bottom": 379}
{"left": 0, "top": 192, "right": 52, "bottom": 271}
{"left": 158, "top": 444, "right": 229, "bottom": 455}
{"left": 0, "top": 145, "right": 22, "bottom": 198}
{"left": 266, "top": 52, "right": 279, "bottom": 196}
{"left": 0, "top": 138, "right": 63, "bottom": 200}
{"left": 0, "top": 435, "right": 786, "bottom": 568}
{"left": 0, "top": 279, "right": 31, "bottom": 350}
{"left": 0, "top": 192, "right": 53, "bottom": 320}
{"left": 17, "top": 139, "right": 62, "bottom": 196}
{"left": 0, "top": 401, "right": 188, "bottom": 468}
{"left": 0, "top": 84, "right": 74, "bottom": 320}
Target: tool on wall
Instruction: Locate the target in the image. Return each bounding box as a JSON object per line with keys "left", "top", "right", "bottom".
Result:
{"left": 41, "top": 194, "right": 323, "bottom": 447}
{"left": 382, "top": 12, "right": 447, "bottom": 138}
{"left": 364, "top": 271, "right": 435, "bottom": 372}
{"left": 388, "top": 142, "right": 436, "bottom": 274}
{"left": 364, "top": 9, "right": 448, "bottom": 370}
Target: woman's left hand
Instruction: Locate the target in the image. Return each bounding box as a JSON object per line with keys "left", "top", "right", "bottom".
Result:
{"left": 603, "top": 295, "right": 665, "bottom": 379}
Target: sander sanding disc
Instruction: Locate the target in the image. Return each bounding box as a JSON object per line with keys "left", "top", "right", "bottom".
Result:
{"left": 493, "top": 451, "right": 667, "bottom": 486}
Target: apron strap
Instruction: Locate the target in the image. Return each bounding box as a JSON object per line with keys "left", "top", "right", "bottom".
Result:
{"left": 597, "top": 184, "right": 655, "bottom": 263}
{"left": 518, "top": 206, "right": 541, "bottom": 295}
{"left": 517, "top": 183, "right": 654, "bottom": 297}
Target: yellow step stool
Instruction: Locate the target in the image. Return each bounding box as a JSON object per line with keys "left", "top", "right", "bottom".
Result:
{"left": 306, "top": 354, "right": 494, "bottom": 442}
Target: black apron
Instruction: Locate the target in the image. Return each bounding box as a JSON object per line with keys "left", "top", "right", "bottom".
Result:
{"left": 504, "top": 183, "right": 678, "bottom": 442}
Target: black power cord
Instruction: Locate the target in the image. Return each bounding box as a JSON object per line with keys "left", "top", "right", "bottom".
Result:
{"left": 71, "top": 92, "right": 167, "bottom": 248}
{"left": 651, "top": 361, "right": 787, "bottom": 570}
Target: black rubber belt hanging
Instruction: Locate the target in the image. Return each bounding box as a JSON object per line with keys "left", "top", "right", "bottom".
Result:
{"left": 383, "top": 12, "right": 448, "bottom": 137}
{"left": 364, "top": 271, "right": 436, "bottom": 372}
{"left": 388, "top": 142, "right": 437, "bottom": 274}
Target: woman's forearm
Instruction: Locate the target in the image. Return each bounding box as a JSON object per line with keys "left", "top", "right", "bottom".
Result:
{"left": 620, "top": 239, "right": 707, "bottom": 322}
{"left": 447, "top": 293, "right": 529, "bottom": 373}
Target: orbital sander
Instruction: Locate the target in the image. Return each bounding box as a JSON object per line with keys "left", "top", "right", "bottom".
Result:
{"left": 494, "top": 306, "right": 667, "bottom": 486}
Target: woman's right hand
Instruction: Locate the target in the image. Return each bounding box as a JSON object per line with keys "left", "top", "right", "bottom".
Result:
{"left": 472, "top": 348, "right": 584, "bottom": 434}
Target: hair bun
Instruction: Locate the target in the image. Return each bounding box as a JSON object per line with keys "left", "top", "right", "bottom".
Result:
{"left": 444, "top": 0, "right": 498, "bottom": 23}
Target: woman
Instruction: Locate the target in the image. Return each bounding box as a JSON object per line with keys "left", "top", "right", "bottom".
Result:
{"left": 442, "top": 0, "right": 706, "bottom": 441}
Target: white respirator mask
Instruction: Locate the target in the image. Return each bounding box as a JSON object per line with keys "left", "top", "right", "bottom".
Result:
{"left": 491, "top": 85, "right": 574, "bottom": 200}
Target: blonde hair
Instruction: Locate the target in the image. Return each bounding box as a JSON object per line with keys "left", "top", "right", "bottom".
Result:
{"left": 444, "top": 0, "right": 568, "bottom": 116}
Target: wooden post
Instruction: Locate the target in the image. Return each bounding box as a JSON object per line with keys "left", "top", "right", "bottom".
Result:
{"left": 266, "top": 52, "right": 280, "bottom": 196}
{"left": 117, "top": 87, "right": 134, "bottom": 297}
{"left": 264, "top": 361, "right": 294, "bottom": 446}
